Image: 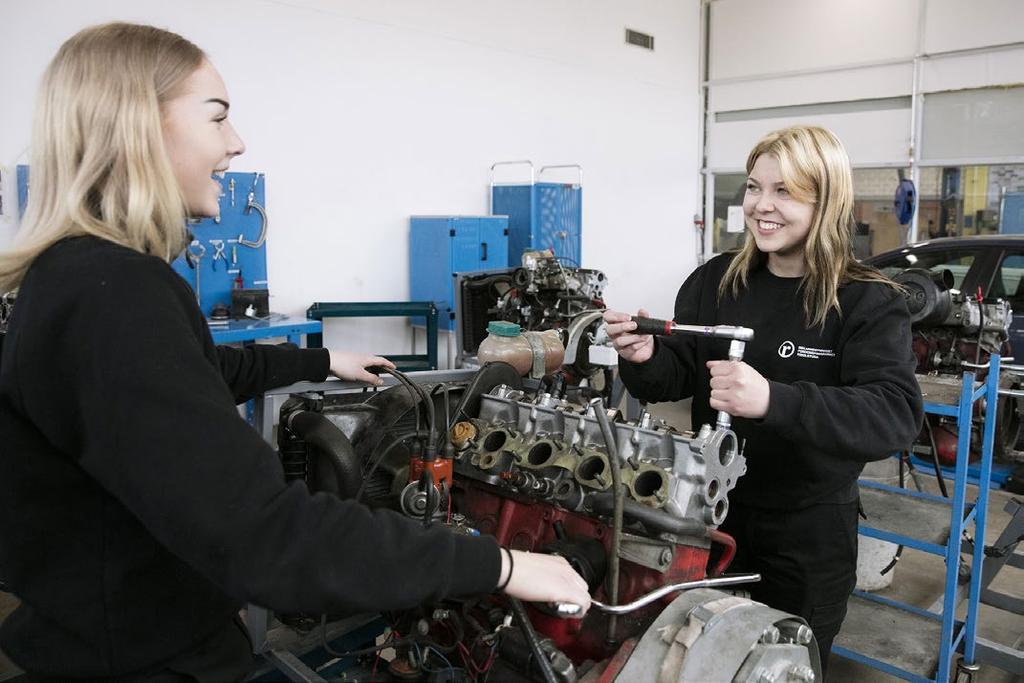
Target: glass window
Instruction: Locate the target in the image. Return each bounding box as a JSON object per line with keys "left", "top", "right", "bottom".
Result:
{"left": 710, "top": 165, "right": 1024, "bottom": 256}
{"left": 873, "top": 250, "right": 976, "bottom": 291}
{"left": 852, "top": 168, "right": 911, "bottom": 258}
{"left": 992, "top": 254, "right": 1024, "bottom": 307}
{"left": 918, "top": 165, "right": 1024, "bottom": 239}
{"left": 710, "top": 173, "right": 747, "bottom": 253}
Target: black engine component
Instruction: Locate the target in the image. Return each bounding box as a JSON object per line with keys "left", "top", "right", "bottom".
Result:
{"left": 896, "top": 267, "right": 954, "bottom": 326}
{"left": 458, "top": 252, "right": 606, "bottom": 355}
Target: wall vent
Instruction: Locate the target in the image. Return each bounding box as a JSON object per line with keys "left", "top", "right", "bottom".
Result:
{"left": 625, "top": 29, "right": 654, "bottom": 51}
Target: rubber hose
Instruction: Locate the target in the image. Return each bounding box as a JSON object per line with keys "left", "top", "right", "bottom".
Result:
{"left": 287, "top": 410, "right": 361, "bottom": 499}
{"left": 589, "top": 493, "right": 708, "bottom": 539}
{"left": 707, "top": 529, "right": 736, "bottom": 577}
{"left": 509, "top": 598, "right": 558, "bottom": 683}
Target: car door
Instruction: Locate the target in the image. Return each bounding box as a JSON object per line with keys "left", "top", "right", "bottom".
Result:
{"left": 989, "top": 248, "right": 1024, "bottom": 356}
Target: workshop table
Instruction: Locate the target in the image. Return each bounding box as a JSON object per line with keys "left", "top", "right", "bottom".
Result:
{"left": 209, "top": 316, "right": 322, "bottom": 346}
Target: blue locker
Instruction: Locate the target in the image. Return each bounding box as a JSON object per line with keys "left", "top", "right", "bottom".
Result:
{"left": 1001, "top": 192, "right": 1024, "bottom": 235}
{"left": 409, "top": 216, "right": 509, "bottom": 330}
{"left": 491, "top": 163, "right": 582, "bottom": 267}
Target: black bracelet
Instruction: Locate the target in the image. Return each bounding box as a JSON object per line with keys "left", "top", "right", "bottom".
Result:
{"left": 496, "top": 547, "right": 514, "bottom": 593}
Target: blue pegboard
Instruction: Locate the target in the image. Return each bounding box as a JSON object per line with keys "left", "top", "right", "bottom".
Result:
{"left": 17, "top": 166, "right": 268, "bottom": 317}
{"left": 170, "top": 171, "right": 268, "bottom": 316}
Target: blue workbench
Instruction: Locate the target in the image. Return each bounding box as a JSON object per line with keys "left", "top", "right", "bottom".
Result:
{"left": 209, "top": 316, "right": 322, "bottom": 346}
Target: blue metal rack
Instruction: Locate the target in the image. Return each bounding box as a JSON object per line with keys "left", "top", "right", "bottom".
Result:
{"left": 833, "top": 358, "right": 1001, "bottom": 682}
{"left": 490, "top": 161, "right": 582, "bottom": 266}
{"left": 306, "top": 301, "right": 439, "bottom": 371}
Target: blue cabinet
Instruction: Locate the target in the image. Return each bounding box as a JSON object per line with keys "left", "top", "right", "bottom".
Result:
{"left": 409, "top": 216, "right": 509, "bottom": 330}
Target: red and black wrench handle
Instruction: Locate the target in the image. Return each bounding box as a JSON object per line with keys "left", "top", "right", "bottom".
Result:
{"left": 629, "top": 316, "right": 754, "bottom": 342}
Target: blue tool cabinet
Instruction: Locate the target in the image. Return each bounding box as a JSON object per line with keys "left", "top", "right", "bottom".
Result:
{"left": 490, "top": 162, "right": 582, "bottom": 266}
{"left": 833, "top": 360, "right": 1001, "bottom": 682}
{"left": 409, "top": 215, "right": 509, "bottom": 330}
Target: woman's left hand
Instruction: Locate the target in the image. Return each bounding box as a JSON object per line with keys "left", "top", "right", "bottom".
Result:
{"left": 706, "top": 360, "right": 770, "bottom": 419}
{"left": 328, "top": 351, "right": 395, "bottom": 386}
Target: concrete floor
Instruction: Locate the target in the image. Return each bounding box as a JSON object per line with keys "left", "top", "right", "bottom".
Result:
{"left": 648, "top": 398, "right": 1024, "bottom": 682}
{"left": 1, "top": 399, "right": 1021, "bottom": 682}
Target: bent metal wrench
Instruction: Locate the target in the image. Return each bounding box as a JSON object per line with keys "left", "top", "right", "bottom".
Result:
{"left": 555, "top": 572, "right": 760, "bottom": 616}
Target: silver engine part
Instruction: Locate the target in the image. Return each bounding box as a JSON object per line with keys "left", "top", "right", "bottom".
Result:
{"left": 618, "top": 588, "right": 821, "bottom": 683}
{"left": 895, "top": 266, "right": 1012, "bottom": 357}
{"left": 455, "top": 383, "right": 747, "bottom": 527}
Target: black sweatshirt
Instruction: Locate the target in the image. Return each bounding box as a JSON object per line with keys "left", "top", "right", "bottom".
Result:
{"left": 619, "top": 253, "right": 923, "bottom": 509}
{"left": 0, "top": 236, "right": 500, "bottom": 677}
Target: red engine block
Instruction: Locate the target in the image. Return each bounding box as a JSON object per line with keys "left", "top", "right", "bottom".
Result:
{"left": 457, "top": 479, "right": 712, "bottom": 664}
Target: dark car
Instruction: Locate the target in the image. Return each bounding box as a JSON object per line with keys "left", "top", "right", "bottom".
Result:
{"left": 866, "top": 236, "right": 1024, "bottom": 486}
{"left": 865, "top": 235, "right": 1024, "bottom": 355}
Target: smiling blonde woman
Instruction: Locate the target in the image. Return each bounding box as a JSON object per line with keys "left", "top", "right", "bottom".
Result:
{"left": 0, "top": 22, "right": 589, "bottom": 680}
{"left": 604, "top": 125, "right": 923, "bottom": 676}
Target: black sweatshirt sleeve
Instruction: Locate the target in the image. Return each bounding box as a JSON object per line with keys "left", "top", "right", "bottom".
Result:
{"left": 37, "top": 260, "right": 500, "bottom": 614}
{"left": 216, "top": 344, "right": 330, "bottom": 403}
{"left": 761, "top": 284, "right": 924, "bottom": 462}
{"left": 616, "top": 265, "right": 706, "bottom": 403}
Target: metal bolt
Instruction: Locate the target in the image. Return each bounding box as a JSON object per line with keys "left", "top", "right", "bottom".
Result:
{"left": 659, "top": 548, "right": 674, "bottom": 566}
{"left": 796, "top": 624, "right": 814, "bottom": 645}
{"left": 754, "top": 669, "right": 776, "bottom": 683}
{"left": 759, "top": 625, "right": 780, "bottom": 644}
{"left": 787, "top": 664, "right": 815, "bottom": 682}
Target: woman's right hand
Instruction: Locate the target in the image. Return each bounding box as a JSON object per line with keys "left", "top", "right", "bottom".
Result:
{"left": 603, "top": 308, "right": 655, "bottom": 363}
{"left": 500, "top": 550, "right": 591, "bottom": 618}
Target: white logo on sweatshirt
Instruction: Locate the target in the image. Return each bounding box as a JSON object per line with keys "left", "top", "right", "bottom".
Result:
{"left": 778, "top": 341, "right": 836, "bottom": 360}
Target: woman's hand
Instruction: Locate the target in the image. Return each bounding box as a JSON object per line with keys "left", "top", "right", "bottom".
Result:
{"left": 603, "top": 308, "right": 655, "bottom": 364}
{"left": 706, "top": 360, "right": 770, "bottom": 418}
{"left": 328, "top": 351, "right": 395, "bottom": 386}
{"left": 500, "top": 549, "right": 591, "bottom": 618}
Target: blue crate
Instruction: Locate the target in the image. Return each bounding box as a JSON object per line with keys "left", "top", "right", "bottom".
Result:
{"left": 491, "top": 163, "right": 581, "bottom": 267}
{"left": 492, "top": 182, "right": 582, "bottom": 267}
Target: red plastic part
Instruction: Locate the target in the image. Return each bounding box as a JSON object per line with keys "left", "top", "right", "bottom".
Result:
{"left": 408, "top": 457, "right": 454, "bottom": 487}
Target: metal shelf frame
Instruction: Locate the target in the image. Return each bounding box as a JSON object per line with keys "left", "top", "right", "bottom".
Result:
{"left": 306, "top": 301, "right": 439, "bottom": 371}
{"left": 834, "top": 357, "right": 1001, "bottom": 682}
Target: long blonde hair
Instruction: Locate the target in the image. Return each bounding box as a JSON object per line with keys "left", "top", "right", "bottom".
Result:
{"left": 718, "top": 125, "right": 894, "bottom": 329}
{"left": 0, "top": 22, "right": 204, "bottom": 292}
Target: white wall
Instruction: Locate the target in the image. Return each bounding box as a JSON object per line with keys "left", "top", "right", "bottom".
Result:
{"left": 705, "top": 0, "right": 1024, "bottom": 171}
{"left": 0, "top": 0, "right": 702, "bottom": 356}
{"left": 709, "top": 0, "right": 918, "bottom": 80}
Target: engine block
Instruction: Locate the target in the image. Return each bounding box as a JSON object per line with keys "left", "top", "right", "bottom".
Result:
{"left": 275, "top": 366, "right": 819, "bottom": 682}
